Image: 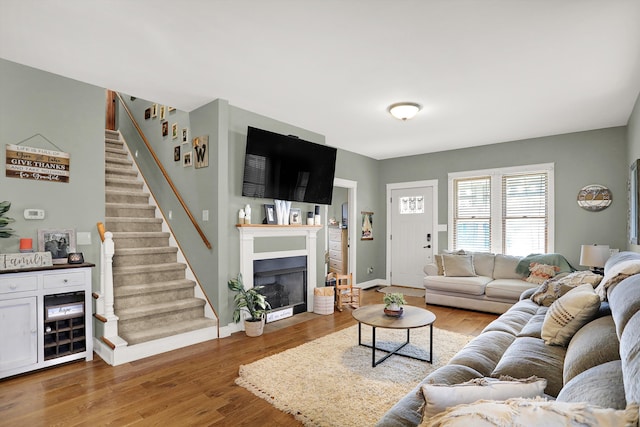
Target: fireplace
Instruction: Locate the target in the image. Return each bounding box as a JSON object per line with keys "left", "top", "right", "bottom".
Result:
{"left": 253, "top": 256, "right": 307, "bottom": 322}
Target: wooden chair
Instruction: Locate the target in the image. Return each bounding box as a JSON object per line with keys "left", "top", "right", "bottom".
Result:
{"left": 334, "top": 273, "right": 361, "bottom": 312}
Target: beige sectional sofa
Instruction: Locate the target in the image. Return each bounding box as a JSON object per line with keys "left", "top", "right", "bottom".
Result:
{"left": 378, "top": 251, "right": 640, "bottom": 426}
{"left": 423, "top": 252, "right": 535, "bottom": 314}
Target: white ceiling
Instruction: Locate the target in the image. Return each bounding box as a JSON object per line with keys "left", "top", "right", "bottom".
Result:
{"left": 1, "top": 0, "right": 639, "bottom": 160}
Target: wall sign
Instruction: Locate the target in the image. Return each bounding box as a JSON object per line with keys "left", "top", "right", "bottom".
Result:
{"left": 6, "top": 144, "right": 70, "bottom": 183}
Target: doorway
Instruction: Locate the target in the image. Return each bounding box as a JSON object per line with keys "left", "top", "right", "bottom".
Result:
{"left": 386, "top": 180, "right": 438, "bottom": 288}
{"left": 326, "top": 178, "right": 357, "bottom": 283}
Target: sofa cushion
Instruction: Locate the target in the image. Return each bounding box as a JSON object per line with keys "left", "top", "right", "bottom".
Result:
{"left": 541, "top": 283, "right": 601, "bottom": 346}
{"left": 491, "top": 336, "right": 566, "bottom": 397}
{"left": 482, "top": 307, "right": 536, "bottom": 336}
{"left": 421, "top": 397, "right": 636, "bottom": 427}
{"left": 470, "top": 252, "right": 495, "bottom": 277}
{"left": 619, "top": 310, "right": 640, "bottom": 406}
{"left": 517, "top": 312, "right": 546, "bottom": 339}
{"left": 563, "top": 315, "right": 619, "bottom": 385}
{"left": 442, "top": 254, "right": 476, "bottom": 277}
{"left": 449, "top": 331, "right": 515, "bottom": 376}
{"left": 421, "top": 377, "right": 547, "bottom": 419}
{"left": 557, "top": 360, "right": 626, "bottom": 410}
{"left": 423, "top": 275, "right": 490, "bottom": 296}
{"left": 595, "top": 259, "right": 640, "bottom": 300}
{"left": 485, "top": 279, "right": 532, "bottom": 300}
{"left": 526, "top": 263, "right": 560, "bottom": 285}
{"left": 492, "top": 254, "right": 525, "bottom": 279}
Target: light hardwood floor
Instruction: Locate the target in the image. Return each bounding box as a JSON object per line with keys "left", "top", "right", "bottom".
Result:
{"left": 0, "top": 288, "right": 497, "bottom": 426}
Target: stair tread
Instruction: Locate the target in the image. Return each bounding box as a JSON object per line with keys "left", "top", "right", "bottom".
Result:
{"left": 115, "top": 279, "right": 195, "bottom": 296}
{"left": 106, "top": 217, "right": 163, "bottom": 223}
{"left": 120, "top": 318, "right": 217, "bottom": 344}
{"left": 106, "top": 189, "right": 149, "bottom": 196}
{"left": 116, "top": 298, "right": 205, "bottom": 318}
{"left": 113, "top": 262, "right": 186, "bottom": 274}
{"left": 106, "top": 202, "right": 154, "bottom": 209}
{"left": 115, "top": 247, "right": 177, "bottom": 255}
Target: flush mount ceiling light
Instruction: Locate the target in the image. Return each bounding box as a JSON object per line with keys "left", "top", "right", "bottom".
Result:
{"left": 388, "top": 102, "right": 422, "bottom": 121}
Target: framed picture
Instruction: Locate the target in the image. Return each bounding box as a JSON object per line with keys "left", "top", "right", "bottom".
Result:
{"left": 361, "top": 211, "right": 373, "bottom": 240}
{"left": 38, "top": 229, "right": 76, "bottom": 264}
{"left": 182, "top": 128, "right": 189, "bottom": 143}
{"left": 159, "top": 105, "right": 166, "bottom": 120}
{"left": 264, "top": 204, "right": 276, "bottom": 224}
{"left": 193, "top": 135, "right": 209, "bottom": 169}
{"left": 630, "top": 159, "right": 639, "bottom": 244}
{"left": 290, "top": 208, "right": 302, "bottom": 225}
{"left": 161, "top": 121, "right": 169, "bottom": 137}
{"left": 183, "top": 151, "right": 193, "bottom": 167}
{"left": 151, "top": 103, "right": 158, "bottom": 118}
{"left": 174, "top": 145, "right": 181, "bottom": 162}
{"left": 144, "top": 107, "right": 151, "bottom": 120}
{"left": 168, "top": 106, "right": 176, "bottom": 112}
{"left": 172, "top": 123, "right": 178, "bottom": 139}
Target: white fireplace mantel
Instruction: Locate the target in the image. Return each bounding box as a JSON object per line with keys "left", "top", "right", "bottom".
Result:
{"left": 236, "top": 224, "right": 323, "bottom": 312}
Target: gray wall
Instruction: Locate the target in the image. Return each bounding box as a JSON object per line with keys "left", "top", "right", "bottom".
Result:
{"left": 0, "top": 58, "right": 104, "bottom": 285}
{"left": 379, "top": 127, "right": 628, "bottom": 267}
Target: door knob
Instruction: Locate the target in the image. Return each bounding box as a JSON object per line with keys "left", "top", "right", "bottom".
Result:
{"left": 423, "top": 245, "right": 431, "bottom": 248}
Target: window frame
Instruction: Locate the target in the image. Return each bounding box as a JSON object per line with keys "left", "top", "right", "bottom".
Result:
{"left": 448, "top": 163, "right": 554, "bottom": 255}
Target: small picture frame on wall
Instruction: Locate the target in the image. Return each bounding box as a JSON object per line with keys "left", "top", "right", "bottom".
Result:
{"left": 290, "top": 208, "right": 302, "bottom": 225}
{"left": 38, "top": 229, "right": 76, "bottom": 264}
{"left": 161, "top": 121, "right": 169, "bottom": 137}
{"left": 182, "top": 128, "right": 188, "bottom": 143}
{"left": 151, "top": 104, "right": 158, "bottom": 118}
{"left": 174, "top": 145, "right": 181, "bottom": 162}
{"left": 172, "top": 123, "right": 178, "bottom": 139}
{"left": 264, "top": 204, "right": 277, "bottom": 224}
{"left": 144, "top": 107, "right": 151, "bottom": 120}
{"left": 159, "top": 105, "right": 166, "bottom": 120}
{"left": 183, "top": 151, "right": 193, "bottom": 167}
{"left": 168, "top": 106, "right": 176, "bottom": 112}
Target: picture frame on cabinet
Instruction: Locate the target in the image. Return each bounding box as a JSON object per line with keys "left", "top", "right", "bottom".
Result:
{"left": 264, "top": 204, "right": 277, "bottom": 224}
{"left": 290, "top": 208, "right": 302, "bottom": 225}
{"left": 38, "top": 228, "right": 76, "bottom": 264}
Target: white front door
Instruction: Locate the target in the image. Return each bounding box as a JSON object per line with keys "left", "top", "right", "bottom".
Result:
{"left": 389, "top": 185, "right": 436, "bottom": 288}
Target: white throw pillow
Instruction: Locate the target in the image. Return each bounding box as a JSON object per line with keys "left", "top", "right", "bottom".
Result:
{"left": 541, "top": 283, "right": 600, "bottom": 346}
{"left": 442, "top": 254, "right": 476, "bottom": 277}
{"left": 421, "top": 377, "right": 547, "bottom": 419}
{"left": 594, "top": 259, "right": 640, "bottom": 300}
{"left": 422, "top": 397, "right": 638, "bottom": 427}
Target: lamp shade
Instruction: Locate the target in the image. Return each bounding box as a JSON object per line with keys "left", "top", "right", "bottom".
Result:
{"left": 579, "top": 244, "right": 610, "bottom": 268}
{"left": 388, "top": 102, "right": 421, "bottom": 120}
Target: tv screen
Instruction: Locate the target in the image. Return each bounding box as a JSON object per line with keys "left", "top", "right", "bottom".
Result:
{"left": 242, "top": 126, "right": 337, "bottom": 205}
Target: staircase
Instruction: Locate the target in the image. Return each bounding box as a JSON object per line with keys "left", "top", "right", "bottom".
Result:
{"left": 102, "top": 129, "right": 217, "bottom": 352}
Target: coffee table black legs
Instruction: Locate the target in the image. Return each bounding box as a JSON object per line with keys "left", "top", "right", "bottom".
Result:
{"left": 357, "top": 322, "right": 433, "bottom": 367}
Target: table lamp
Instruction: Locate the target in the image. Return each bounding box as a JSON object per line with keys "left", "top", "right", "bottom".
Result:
{"left": 579, "top": 244, "right": 610, "bottom": 275}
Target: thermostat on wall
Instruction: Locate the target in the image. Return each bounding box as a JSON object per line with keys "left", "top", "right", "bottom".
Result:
{"left": 24, "top": 208, "right": 45, "bottom": 220}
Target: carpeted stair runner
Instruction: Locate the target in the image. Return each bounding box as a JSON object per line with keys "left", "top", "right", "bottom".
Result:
{"left": 104, "top": 129, "right": 216, "bottom": 345}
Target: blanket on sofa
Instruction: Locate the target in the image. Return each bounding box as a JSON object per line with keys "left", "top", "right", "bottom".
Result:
{"left": 515, "top": 253, "right": 576, "bottom": 276}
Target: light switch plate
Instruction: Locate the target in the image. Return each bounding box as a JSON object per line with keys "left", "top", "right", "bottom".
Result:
{"left": 24, "top": 208, "right": 45, "bottom": 220}
{"left": 76, "top": 232, "right": 92, "bottom": 245}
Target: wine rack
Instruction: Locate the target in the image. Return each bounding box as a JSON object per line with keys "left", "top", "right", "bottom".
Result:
{"left": 43, "top": 292, "right": 86, "bottom": 360}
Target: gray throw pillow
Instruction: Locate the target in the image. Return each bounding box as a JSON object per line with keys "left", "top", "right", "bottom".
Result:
{"left": 442, "top": 254, "right": 476, "bottom": 277}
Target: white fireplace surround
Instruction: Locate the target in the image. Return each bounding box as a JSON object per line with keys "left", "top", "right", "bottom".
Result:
{"left": 237, "top": 225, "right": 323, "bottom": 312}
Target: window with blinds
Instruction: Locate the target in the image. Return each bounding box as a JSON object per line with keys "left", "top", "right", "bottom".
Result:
{"left": 502, "top": 173, "right": 548, "bottom": 255}
{"left": 453, "top": 177, "right": 491, "bottom": 252}
{"left": 449, "top": 164, "right": 553, "bottom": 256}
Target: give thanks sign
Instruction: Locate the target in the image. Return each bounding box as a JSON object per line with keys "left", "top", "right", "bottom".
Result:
{"left": 6, "top": 144, "right": 70, "bottom": 183}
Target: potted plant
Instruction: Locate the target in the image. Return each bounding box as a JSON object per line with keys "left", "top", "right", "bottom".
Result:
{"left": 0, "top": 201, "right": 15, "bottom": 239}
{"left": 228, "top": 273, "right": 271, "bottom": 337}
{"left": 383, "top": 292, "right": 406, "bottom": 311}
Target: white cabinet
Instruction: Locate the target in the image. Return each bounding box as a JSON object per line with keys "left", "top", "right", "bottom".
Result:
{"left": 0, "top": 264, "right": 94, "bottom": 379}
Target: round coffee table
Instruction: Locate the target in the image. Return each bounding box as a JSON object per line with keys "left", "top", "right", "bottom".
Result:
{"left": 352, "top": 304, "right": 436, "bottom": 367}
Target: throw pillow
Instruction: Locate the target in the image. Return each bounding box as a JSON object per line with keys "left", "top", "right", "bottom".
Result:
{"left": 442, "top": 254, "right": 476, "bottom": 277}
{"left": 530, "top": 270, "right": 604, "bottom": 306}
{"left": 526, "top": 262, "right": 560, "bottom": 285}
{"left": 492, "top": 254, "right": 525, "bottom": 279}
{"left": 421, "top": 397, "right": 638, "bottom": 427}
{"left": 435, "top": 250, "right": 467, "bottom": 275}
{"left": 594, "top": 259, "right": 640, "bottom": 300}
{"left": 541, "top": 284, "right": 601, "bottom": 346}
{"left": 421, "top": 376, "right": 547, "bottom": 419}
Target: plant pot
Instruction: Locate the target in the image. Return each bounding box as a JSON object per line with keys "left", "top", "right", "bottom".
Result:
{"left": 387, "top": 303, "right": 400, "bottom": 311}
{"left": 244, "top": 318, "right": 265, "bottom": 337}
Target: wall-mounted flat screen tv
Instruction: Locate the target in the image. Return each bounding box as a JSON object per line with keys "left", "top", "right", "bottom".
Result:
{"left": 242, "top": 126, "right": 337, "bottom": 205}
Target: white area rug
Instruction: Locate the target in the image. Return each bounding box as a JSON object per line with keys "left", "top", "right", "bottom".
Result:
{"left": 377, "top": 285, "right": 426, "bottom": 298}
{"left": 235, "top": 324, "right": 472, "bottom": 426}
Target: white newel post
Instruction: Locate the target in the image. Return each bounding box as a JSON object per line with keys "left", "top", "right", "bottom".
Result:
{"left": 236, "top": 225, "right": 323, "bottom": 311}
{"left": 102, "top": 231, "right": 119, "bottom": 337}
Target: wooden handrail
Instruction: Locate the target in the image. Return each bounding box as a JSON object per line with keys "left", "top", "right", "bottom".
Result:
{"left": 97, "top": 222, "right": 105, "bottom": 242}
{"left": 115, "top": 92, "right": 212, "bottom": 249}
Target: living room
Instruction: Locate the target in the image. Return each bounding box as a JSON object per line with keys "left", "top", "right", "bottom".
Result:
{"left": 1, "top": 1, "right": 639, "bottom": 425}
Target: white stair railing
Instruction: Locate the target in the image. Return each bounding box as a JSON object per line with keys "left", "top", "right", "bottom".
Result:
{"left": 97, "top": 223, "right": 120, "bottom": 341}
